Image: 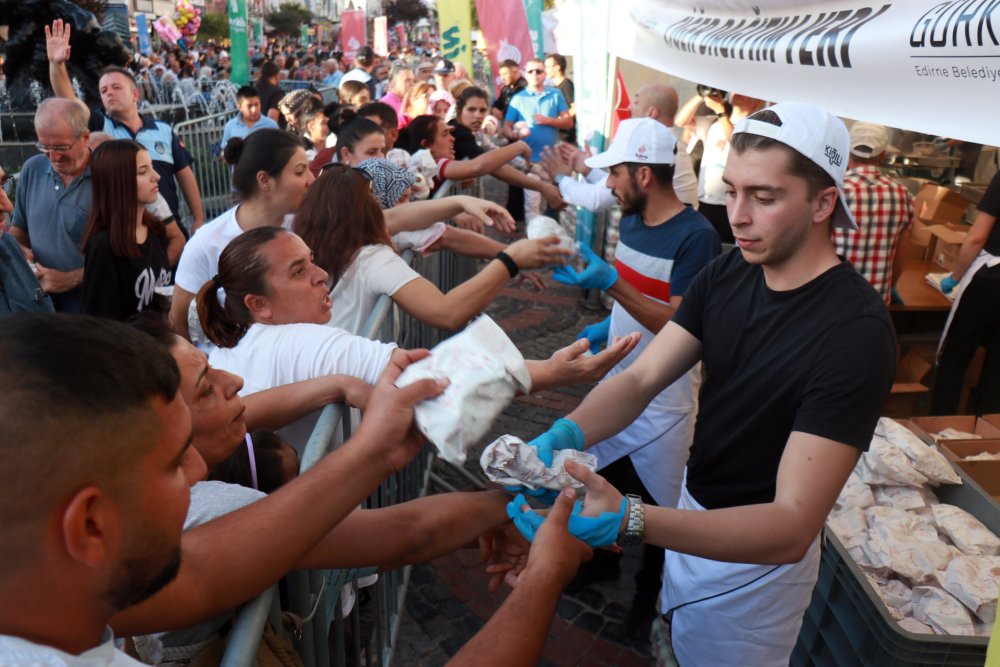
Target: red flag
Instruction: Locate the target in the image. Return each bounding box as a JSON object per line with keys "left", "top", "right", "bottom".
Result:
{"left": 473, "top": 0, "right": 535, "bottom": 96}
{"left": 612, "top": 69, "right": 631, "bottom": 136}
{"left": 340, "top": 9, "right": 367, "bottom": 61}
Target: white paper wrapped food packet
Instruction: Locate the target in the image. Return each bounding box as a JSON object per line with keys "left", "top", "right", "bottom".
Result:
{"left": 935, "top": 555, "right": 1000, "bottom": 623}
{"left": 931, "top": 504, "right": 1000, "bottom": 556}
{"left": 396, "top": 315, "right": 531, "bottom": 465}
{"left": 912, "top": 586, "right": 978, "bottom": 636}
{"left": 480, "top": 434, "right": 598, "bottom": 491}
{"left": 526, "top": 216, "right": 577, "bottom": 256}
{"left": 876, "top": 418, "right": 962, "bottom": 485}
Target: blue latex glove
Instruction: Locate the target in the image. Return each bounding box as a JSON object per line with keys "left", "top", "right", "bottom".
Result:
{"left": 507, "top": 494, "right": 627, "bottom": 548}
{"left": 578, "top": 316, "right": 611, "bottom": 354}
{"left": 528, "top": 418, "right": 584, "bottom": 467}
{"left": 551, "top": 244, "right": 618, "bottom": 291}
{"left": 503, "top": 485, "right": 559, "bottom": 505}
{"left": 940, "top": 275, "right": 959, "bottom": 294}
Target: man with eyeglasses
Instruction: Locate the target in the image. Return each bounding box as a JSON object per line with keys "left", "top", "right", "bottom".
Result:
{"left": 45, "top": 19, "right": 206, "bottom": 232}
{"left": 502, "top": 58, "right": 571, "bottom": 162}
{"left": 7, "top": 97, "right": 93, "bottom": 313}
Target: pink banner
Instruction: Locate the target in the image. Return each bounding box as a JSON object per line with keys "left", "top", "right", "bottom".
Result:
{"left": 373, "top": 16, "right": 388, "bottom": 57}
{"left": 473, "top": 0, "right": 535, "bottom": 95}
{"left": 395, "top": 24, "right": 407, "bottom": 48}
{"left": 339, "top": 9, "right": 367, "bottom": 61}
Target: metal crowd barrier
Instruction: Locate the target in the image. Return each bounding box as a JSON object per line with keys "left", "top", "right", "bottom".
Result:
{"left": 174, "top": 111, "right": 235, "bottom": 232}
{"left": 218, "top": 178, "right": 487, "bottom": 667}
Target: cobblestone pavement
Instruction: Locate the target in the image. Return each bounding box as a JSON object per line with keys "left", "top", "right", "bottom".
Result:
{"left": 393, "top": 277, "right": 656, "bottom": 666}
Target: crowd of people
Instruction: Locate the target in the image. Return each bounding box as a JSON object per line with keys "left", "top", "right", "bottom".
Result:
{"left": 2, "top": 12, "right": 999, "bottom": 667}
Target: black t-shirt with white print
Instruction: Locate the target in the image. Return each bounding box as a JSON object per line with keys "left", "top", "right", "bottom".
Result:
{"left": 81, "top": 229, "right": 172, "bottom": 321}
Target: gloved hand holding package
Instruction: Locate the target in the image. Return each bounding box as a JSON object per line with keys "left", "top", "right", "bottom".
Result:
{"left": 395, "top": 315, "right": 531, "bottom": 465}
{"left": 526, "top": 215, "right": 577, "bottom": 257}
{"left": 480, "top": 434, "right": 598, "bottom": 492}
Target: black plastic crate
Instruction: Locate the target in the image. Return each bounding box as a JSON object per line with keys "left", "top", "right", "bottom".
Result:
{"left": 792, "top": 475, "right": 998, "bottom": 666}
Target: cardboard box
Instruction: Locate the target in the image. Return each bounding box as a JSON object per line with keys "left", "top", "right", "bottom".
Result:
{"left": 912, "top": 184, "right": 969, "bottom": 225}
{"left": 939, "top": 440, "right": 1000, "bottom": 462}
{"left": 927, "top": 224, "right": 967, "bottom": 272}
{"left": 907, "top": 415, "right": 1000, "bottom": 446}
{"left": 883, "top": 383, "right": 929, "bottom": 419}
{"left": 980, "top": 414, "right": 1000, "bottom": 430}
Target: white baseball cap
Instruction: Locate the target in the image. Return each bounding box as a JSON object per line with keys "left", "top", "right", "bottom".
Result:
{"left": 849, "top": 122, "right": 889, "bottom": 158}
{"left": 733, "top": 102, "right": 858, "bottom": 230}
{"left": 585, "top": 118, "right": 677, "bottom": 170}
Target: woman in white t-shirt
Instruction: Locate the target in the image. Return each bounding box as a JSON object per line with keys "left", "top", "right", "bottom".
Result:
{"left": 195, "top": 227, "right": 641, "bottom": 432}
{"left": 169, "top": 129, "right": 315, "bottom": 341}
{"left": 295, "top": 166, "right": 569, "bottom": 334}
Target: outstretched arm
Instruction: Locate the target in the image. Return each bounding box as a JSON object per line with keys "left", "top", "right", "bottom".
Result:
{"left": 45, "top": 20, "right": 91, "bottom": 119}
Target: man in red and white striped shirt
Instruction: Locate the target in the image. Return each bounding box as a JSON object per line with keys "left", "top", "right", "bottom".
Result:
{"left": 833, "top": 122, "right": 914, "bottom": 303}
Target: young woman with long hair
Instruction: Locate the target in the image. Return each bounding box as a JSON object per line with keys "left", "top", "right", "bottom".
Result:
{"left": 80, "top": 139, "right": 171, "bottom": 320}
{"left": 294, "top": 166, "right": 566, "bottom": 334}
{"left": 169, "top": 128, "right": 314, "bottom": 341}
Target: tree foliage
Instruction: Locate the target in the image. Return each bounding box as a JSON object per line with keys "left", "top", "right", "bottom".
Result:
{"left": 199, "top": 13, "right": 230, "bottom": 42}
{"left": 385, "top": 0, "right": 429, "bottom": 24}
{"left": 266, "top": 2, "right": 313, "bottom": 36}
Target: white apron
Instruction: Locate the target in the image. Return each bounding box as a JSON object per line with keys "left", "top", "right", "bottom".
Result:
{"left": 660, "top": 480, "right": 821, "bottom": 667}
{"left": 939, "top": 250, "right": 1000, "bottom": 357}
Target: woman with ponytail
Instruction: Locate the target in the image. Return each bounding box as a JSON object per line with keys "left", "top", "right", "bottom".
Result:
{"left": 169, "top": 128, "right": 314, "bottom": 341}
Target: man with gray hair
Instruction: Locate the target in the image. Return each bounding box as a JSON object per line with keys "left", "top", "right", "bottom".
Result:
{"left": 379, "top": 64, "right": 414, "bottom": 117}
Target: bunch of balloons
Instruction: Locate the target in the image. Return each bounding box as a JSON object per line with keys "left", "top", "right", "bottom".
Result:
{"left": 173, "top": 0, "right": 201, "bottom": 47}
{"left": 154, "top": 15, "right": 182, "bottom": 45}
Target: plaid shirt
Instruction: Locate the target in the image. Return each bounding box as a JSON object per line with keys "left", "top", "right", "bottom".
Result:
{"left": 834, "top": 165, "right": 914, "bottom": 303}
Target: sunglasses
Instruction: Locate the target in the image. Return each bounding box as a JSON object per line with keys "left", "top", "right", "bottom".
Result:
{"left": 526, "top": 69, "right": 544, "bottom": 74}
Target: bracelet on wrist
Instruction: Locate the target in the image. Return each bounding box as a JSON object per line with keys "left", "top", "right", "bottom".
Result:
{"left": 495, "top": 250, "right": 519, "bottom": 278}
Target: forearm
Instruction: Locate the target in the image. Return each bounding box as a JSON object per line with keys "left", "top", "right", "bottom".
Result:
{"left": 111, "top": 437, "right": 391, "bottom": 634}
{"left": 168, "top": 288, "right": 194, "bottom": 341}
{"left": 606, "top": 280, "right": 675, "bottom": 333}
{"left": 431, "top": 226, "right": 505, "bottom": 260}
{"left": 558, "top": 177, "right": 615, "bottom": 212}
{"left": 242, "top": 375, "right": 357, "bottom": 432}
{"left": 447, "top": 567, "right": 563, "bottom": 666}
{"left": 644, "top": 501, "right": 817, "bottom": 565}
{"left": 494, "top": 163, "right": 549, "bottom": 192}
{"left": 176, "top": 169, "right": 205, "bottom": 225}
{"left": 49, "top": 61, "right": 83, "bottom": 109}
{"left": 385, "top": 199, "right": 464, "bottom": 233}
{"left": 543, "top": 115, "right": 573, "bottom": 130}
{"left": 398, "top": 262, "right": 511, "bottom": 330}
{"left": 452, "top": 143, "right": 526, "bottom": 179}
{"left": 675, "top": 96, "right": 703, "bottom": 129}
{"left": 297, "top": 490, "right": 510, "bottom": 571}
{"left": 165, "top": 223, "right": 185, "bottom": 265}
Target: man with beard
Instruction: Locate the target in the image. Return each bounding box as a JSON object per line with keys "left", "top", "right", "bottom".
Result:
{"left": 537, "top": 117, "right": 718, "bottom": 635}
{"left": 0, "top": 313, "right": 202, "bottom": 664}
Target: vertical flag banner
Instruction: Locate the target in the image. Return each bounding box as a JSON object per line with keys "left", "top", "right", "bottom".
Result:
{"left": 474, "top": 0, "right": 535, "bottom": 94}
{"left": 227, "top": 0, "right": 250, "bottom": 85}
{"left": 373, "top": 16, "right": 389, "bottom": 57}
{"left": 135, "top": 13, "right": 152, "bottom": 56}
{"left": 437, "top": 0, "right": 473, "bottom": 75}
{"left": 254, "top": 17, "right": 264, "bottom": 47}
{"left": 395, "top": 23, "right": 408, "bottom": 48}
{"left": 340, "top": 9, "right": 367, "bottom": 61}
{"left": 523, "top": 0, "right": 545, "bottom": 60}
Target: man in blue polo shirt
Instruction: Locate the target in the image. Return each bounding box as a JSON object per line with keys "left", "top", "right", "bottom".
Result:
{"left": 221, "top": 85, "right": 280, "bottom": 148}
{"left": 503, "top": 58, "right": 571, "bottom": 159}
{"left": 45, "top": 19, "right": 206, "bottom": 231}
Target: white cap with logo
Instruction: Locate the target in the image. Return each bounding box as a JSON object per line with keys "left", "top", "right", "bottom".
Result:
{"left": 732, "top": 102, "right": 858, "bottom": 230}
{"left": 585, "top": 118, "right": 678, "bottom": 170}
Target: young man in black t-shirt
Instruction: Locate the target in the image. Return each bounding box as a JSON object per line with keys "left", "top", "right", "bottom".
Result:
{"left": 518, "top": 103, "right": 896, "bottom": 665}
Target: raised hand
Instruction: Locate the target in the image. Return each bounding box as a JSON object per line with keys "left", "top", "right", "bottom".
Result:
{"left": 45, "top": 19, "right": 73, "bottom": 64}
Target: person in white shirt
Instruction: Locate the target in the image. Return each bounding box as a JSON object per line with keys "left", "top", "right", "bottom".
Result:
{"left": 539, "top": 83, "right": 699, "bottom": 210}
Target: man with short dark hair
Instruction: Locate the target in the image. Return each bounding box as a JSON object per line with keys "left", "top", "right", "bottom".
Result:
{"left": 491, "top": 59, "right": 526, "bottom": 121}
{"left": 46, "top": 19, "right": 206, "bottom": 231}
{"left": 221, "top": 86, "right": 280, "bottom": 149}
{"left": 525, "top": 103, "right": 896, "bottom": 665}
{"left": 543, "top": 54, "right": 575, "bottom": 144}
{"left": 341, "top": 46, "right": 379, "bottom": 99}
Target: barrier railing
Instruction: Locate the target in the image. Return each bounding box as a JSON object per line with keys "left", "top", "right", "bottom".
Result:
{"left": 174, "top": 111, "right": 235, "bottom": 233}
{"left": 217, "top": 178, "right": 486, "bottom": 667}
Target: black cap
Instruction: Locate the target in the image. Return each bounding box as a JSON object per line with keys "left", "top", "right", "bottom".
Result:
{"left": 433, "top": 58, "right": 455, "bottom": 74}
{"left": 356, "top": 46, "right": 376, "bottom": 63}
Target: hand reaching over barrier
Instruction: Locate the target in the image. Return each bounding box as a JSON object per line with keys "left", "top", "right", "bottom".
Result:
{"left": 525, "top": 331, "right": 640, "bottom": 392}
{"left": 504, "top": 235, "right": 573, "bottom": 271}
{"left": 453, "top": 195, "right": 518, "bottom": 234}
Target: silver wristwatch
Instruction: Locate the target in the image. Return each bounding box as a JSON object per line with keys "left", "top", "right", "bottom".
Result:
{"left": 619, "top": 494, "right": 645, "bottom": 545}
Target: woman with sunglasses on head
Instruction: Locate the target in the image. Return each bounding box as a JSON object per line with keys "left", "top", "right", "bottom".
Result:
{"left": 80, "top": 139, "right": 172, "bottom": 320}
{"left": 296, "top": 165, "right": 567, "bottom": 334}
{"left": 169, "top": 128, "right": 314, "bottom": 341}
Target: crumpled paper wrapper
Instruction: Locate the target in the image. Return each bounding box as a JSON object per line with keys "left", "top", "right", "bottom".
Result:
{"left": 527, "top": 216, "right": 577, "bottom": 256}
{"left": 396, "top": 315, "right": 531, "bottom": 465}
{"left": 935, "top": 555, "right": 1000, "bottom": 623}
{"left": 876, "top": 418, "right": 962, "bottom": 485}
{"left": 932, "top": 504, "right": 1000, "bottom": 556}
{"left": 912, "top": 586, "right": 977, "bottom": 636}
{"left": 480, "top": 434, "right": 598, "bottom": 491}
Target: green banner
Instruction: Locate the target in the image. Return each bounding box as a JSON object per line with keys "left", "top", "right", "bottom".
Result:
{"left": 523, "top": 0, "right": 544, "bottom": 60}
{"left": 254, "top": 17, "right": 264, "bottom": 47}
{"left": 300, "top": 24, "right": 309, "bottom": 48}
{"left": 228, "top": 0, "right": 250, "bottom": 85}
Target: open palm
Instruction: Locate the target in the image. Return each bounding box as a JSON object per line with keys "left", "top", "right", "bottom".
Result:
{"left": 45, "top": 20, "right": 73, "bottom": 64}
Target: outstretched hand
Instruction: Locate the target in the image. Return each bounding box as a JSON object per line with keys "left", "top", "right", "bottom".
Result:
{"left": 546, "top": 332, "right": 641, "bottom": 387}
{"left": 516, "top": 489, "right": 594, "bottom": 590}
{"left": 479, "top": 521, "right": 531, "bottom": 591}
{"left": 45, "top": 19, "right": 73, "bottom": 65}
{"left": 551, "top": 244, "right": 618, "bottom": 291}
{"left": 458, "top": 196, "right": 516, "bottom": 234}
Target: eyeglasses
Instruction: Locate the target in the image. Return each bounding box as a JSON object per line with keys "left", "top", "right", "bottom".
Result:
{"left": 0, "top": 173, "right": 15, "bottom": 196}
{"left": 526, "top": 69, "right": 544, "bottom": 74}
{"left": 35, "top": 135, "right": 82, "bottom": 155}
